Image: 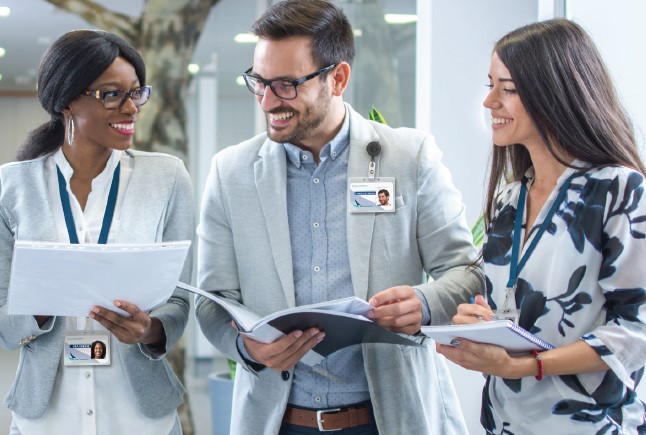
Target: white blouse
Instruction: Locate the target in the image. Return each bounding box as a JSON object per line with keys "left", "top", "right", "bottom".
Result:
{"left": 481, "top": 163, "right": 646, "bottom": 434}
{"left": 11, "top": 148, "right": 178, "bottom": 435}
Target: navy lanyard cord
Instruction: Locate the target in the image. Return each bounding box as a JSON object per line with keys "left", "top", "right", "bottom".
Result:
{"left": 56, "top": 162, "right": 120, "bottom": 245}
{"left": 506, "top": 171, "right": 579, "bottom": 288}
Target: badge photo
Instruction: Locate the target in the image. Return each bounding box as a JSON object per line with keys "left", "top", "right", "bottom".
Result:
{"left": 64, "top": 332, "right": 111, "bottom": 366}
{"left": 348, "top": 178, "right": 395, "bottom": 213}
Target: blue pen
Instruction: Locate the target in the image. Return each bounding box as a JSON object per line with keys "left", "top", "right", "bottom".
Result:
{"left": 469, "top": 297, "right": 475, "bottom": 304}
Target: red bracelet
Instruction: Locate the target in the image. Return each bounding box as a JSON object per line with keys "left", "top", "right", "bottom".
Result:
{"left": 531, "top": 350, "right": 543, "bottom": 381}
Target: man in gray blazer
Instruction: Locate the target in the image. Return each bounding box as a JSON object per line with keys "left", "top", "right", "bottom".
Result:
{"left": 195, "top": 1, "right": 483, "bottom": 434}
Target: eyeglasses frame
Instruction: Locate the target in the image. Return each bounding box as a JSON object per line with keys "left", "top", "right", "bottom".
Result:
{"left": 242, "top": 64, "right": 337, "bottom": 100}
{"left": 81, "top": 85, "right": 152, "bottom": 110}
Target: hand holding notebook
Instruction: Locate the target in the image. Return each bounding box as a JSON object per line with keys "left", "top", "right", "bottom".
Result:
{"left": 421, "top": 320, "right": 554, "bottom": 354}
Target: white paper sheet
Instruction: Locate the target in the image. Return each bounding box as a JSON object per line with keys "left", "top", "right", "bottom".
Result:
{"left": 7, "top": 240, "right": 191, "bottom": 317}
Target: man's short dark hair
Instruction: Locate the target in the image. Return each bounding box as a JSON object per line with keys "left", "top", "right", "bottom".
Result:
{"left": 251, "top": 0, "right": 355, "bottom": 69}
{"left": 378, "top": 189, "right": 389, "bottom": 197}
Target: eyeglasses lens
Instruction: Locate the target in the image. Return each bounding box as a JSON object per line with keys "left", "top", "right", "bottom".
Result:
{"left": 103, "top": 87, "right": 151, "bottom": 109}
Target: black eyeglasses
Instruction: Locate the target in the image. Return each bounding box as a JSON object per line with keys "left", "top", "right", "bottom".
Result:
{"left": 81, "top": 85, "right": 152, "bottom": 110}
{"left": 242, "top": 64, "right": 336, "bottom": 100}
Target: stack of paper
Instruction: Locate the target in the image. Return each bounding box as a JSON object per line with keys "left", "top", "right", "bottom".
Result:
{"left": 7, "top": 240, "right": 191, "bottom": 317}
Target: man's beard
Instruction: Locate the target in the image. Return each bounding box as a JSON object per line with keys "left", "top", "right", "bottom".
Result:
{"left": 265, "top": 82, "right": 330, "bottom": 145}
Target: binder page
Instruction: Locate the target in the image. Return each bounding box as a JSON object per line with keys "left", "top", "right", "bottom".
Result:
{"left": 7, "top": 240, "right": 191, "bottom": 317}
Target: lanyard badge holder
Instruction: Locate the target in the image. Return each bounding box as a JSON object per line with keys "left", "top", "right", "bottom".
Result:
{"left": 349, "top": 142, "right": 395, "bottom": 213}
{"left": 58, "top": 162, "right": 120, "bottom": 366}
{"left": 64, "top": 318, "right": 111, "bottom": 366}
{"left": 495, "top": 172, "right": 579, "bottom": 324}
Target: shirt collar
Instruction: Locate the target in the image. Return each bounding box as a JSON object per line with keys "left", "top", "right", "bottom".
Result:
{"left": 522, "top": 159, "right": 591, "bottom": 188}
{"left": 283, "top": 107, "right": 350, "bottom": 168}
{"left": 53, "top": 147, "right": 121, "bottom": 188}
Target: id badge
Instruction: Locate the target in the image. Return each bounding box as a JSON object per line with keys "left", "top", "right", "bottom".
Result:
{"left": 348, "top": 177, "right": 395, "bottom": 213}
{"left": 493, "top": 308, "right": 521, "bottom": 324}
{"left": 64, "top": 332, "right": 111, "bottom": 366}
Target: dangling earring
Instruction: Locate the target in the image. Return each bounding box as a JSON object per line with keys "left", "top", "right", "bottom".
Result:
{"left": 67, "top": 115, "right": 75, "bottom": 145}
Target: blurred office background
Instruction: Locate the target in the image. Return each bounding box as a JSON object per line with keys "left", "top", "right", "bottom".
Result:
{"left": 0, "top": 0, "right": 644, "bottom": 434}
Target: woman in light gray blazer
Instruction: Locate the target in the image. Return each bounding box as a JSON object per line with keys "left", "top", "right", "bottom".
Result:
{"left": 0, "top": 30, "right": 194, "bottom": 435}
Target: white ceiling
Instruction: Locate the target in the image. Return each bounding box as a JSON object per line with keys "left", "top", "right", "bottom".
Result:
{"left": 0, "top": 0, "right": 415, "bottom": 95}
{"left": 0, "top": 0, "right": 258, "bottom": 93}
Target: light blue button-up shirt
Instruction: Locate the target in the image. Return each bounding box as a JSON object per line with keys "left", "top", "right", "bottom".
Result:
{"left": 283, "top": 112, "right": 371, "bottom": 408}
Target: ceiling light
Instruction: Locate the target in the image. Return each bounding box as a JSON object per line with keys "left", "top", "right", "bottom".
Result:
{"left": 236, "top": 76, "right": 246, "bottom": 86}
{"left": 234, "top": 33, "right": 258, "bottom": 44}
{"left": 188, "top": 64, "right": 200, "bottom": 74}
{"left": 0, "top": 47, "right": 5, "bottom": 58}
{"left": 384, "top": 14, "right": 418, "bottom": 25}
{"left": 15, "top": 75, "right": 32, "bottom": 85}
{"left": 0, "top": 7, "right": 10, "bottom": 17}
{"left": 37, "top": 36, "right": 52, "bottom": 46}
{"left": 0, "top": 74, "right": 3, "bottom": 81}
{"left": 353, "top": 29, "right": 363, "bottom": 37}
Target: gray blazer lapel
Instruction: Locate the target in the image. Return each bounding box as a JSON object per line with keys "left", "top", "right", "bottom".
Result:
{"left": 254, "top": 142, "right": 296, "bottom": 306}
{"left": 117, "top": 152, "right": 166, "bottom": 243}
{"left": 346, "top": 106, "right": 380, "bottom": 301}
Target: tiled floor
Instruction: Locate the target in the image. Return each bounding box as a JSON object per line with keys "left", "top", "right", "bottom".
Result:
{"left": 0, "top": 349, "right": 227, "bottom": 435}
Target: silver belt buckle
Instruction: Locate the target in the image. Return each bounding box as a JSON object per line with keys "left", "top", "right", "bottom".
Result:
{"left": 317, "top": 408, "right": 341, "bottom": 431}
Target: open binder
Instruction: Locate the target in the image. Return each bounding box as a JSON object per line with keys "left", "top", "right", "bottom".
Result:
{"left": 421, "top": 320, "right": 554, "bottom": 354}
{"left": 179, "top": 282, "right": 419, "bottom": 365}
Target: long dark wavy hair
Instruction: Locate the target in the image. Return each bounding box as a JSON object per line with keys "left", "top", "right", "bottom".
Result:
{"left": 16, "top": 30, "right": 146, "bottom": 161}
{"left": 484, "top": 18, "right": 644, "bottom": 227}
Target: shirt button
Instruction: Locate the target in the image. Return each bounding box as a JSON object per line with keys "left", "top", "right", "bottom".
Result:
{"left": 86, "top": 410, "right": 94, "bottom": 416}
{"left": 302, "top": 155, "right": 308, "bottom": 161}
{"left": 315, "top": 397, "right": 321, "bottom": 403}
{"left": 332, "top": 152, "right": 337, "bottom": 157}
{"left": 313, "top": 222, "right": 320, "bottom": 228}
{"left": 313, "top": 266, "right": 321, "bottom": 272}
{"left": 313, "top": 178, "right": 320, "bottom": 184}
{"left": 79, "top": 225, "right": 84, "bottom": 232}
{"left": 84, "top": 371, "right": 91, "bottom": 379}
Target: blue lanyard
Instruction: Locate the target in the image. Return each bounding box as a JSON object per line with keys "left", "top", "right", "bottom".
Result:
{"left": 56, "top": 162, "right": 120, "bottom": 244}
{"left": 506, "top": 171, "right": 579, "bottom": 289}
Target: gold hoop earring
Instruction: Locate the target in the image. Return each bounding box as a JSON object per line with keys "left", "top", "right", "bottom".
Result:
{"left": 67, "top": 116, "right": 75, "bottom": 145}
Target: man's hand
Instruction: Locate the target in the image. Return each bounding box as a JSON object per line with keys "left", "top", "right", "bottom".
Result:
{"left": 241, "top": 327, "right": 325, "bottom": 372}
{"left": 368, "top": 285, "right": 422, "bottom": 335}
{"left": 89, "top": 300, "right": 165, "bottom": 346}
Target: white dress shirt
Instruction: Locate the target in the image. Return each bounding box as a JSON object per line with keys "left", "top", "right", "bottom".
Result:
{"left": 11, "top": 148, "right": 177, "bottom": 435}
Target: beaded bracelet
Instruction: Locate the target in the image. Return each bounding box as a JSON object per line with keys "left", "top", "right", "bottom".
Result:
{"left": 530, "top": 350, "right": 544, "bottom": 381}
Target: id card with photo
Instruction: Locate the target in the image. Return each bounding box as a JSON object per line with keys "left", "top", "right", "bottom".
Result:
{"left": 64, "top": 332, "right": 110, "bottom": 366}
{"left": 348, "top": 177, "right": 395, "bottom": 213}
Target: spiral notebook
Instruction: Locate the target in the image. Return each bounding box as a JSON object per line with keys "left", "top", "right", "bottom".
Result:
{"left": 421, "top": 320, "right": 554, "bottom": 354}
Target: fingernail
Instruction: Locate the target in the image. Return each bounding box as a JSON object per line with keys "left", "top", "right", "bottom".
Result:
{"left": 368, "top": 298, "right": 376, "bottom": 307}
{"left": 317, "top": 333, "right": 326, "bottom": 343}
{"left": 450, "top": 339, "right": 461, "bottom": 346}
{"left": 310, "top": 329, "right": 320, "bottom": 336}
{"left": 367, "top": 310, "right": 375, "bottom": 319}
{"left": 88, "top": 312, "right": 95, "bottom": 319}
{"left": 115, "top": 301, "right": 121, "bottom": 307}
{"left": 293, "top": 331, "right": 303, "bottom": 338}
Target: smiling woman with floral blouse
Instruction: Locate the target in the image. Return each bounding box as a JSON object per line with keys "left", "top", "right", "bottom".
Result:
{"left": 436, "top": 19, "right": 646, "bottom": 435}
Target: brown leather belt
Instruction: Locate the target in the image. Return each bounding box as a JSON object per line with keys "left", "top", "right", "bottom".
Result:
{"left": 283, "top": 404, "right": 372, "bottom": 431}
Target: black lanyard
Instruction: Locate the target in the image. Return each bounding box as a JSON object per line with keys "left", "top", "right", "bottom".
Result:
{"left": 506, "top": 171, "right": 578, "bottom": 289}
{"left": 56, "top": 162, "right": 120, "bottom": 244}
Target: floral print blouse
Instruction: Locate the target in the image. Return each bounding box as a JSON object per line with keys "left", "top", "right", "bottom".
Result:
{"left": 482, "top": 163, "right": 646, "bottom": 435}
